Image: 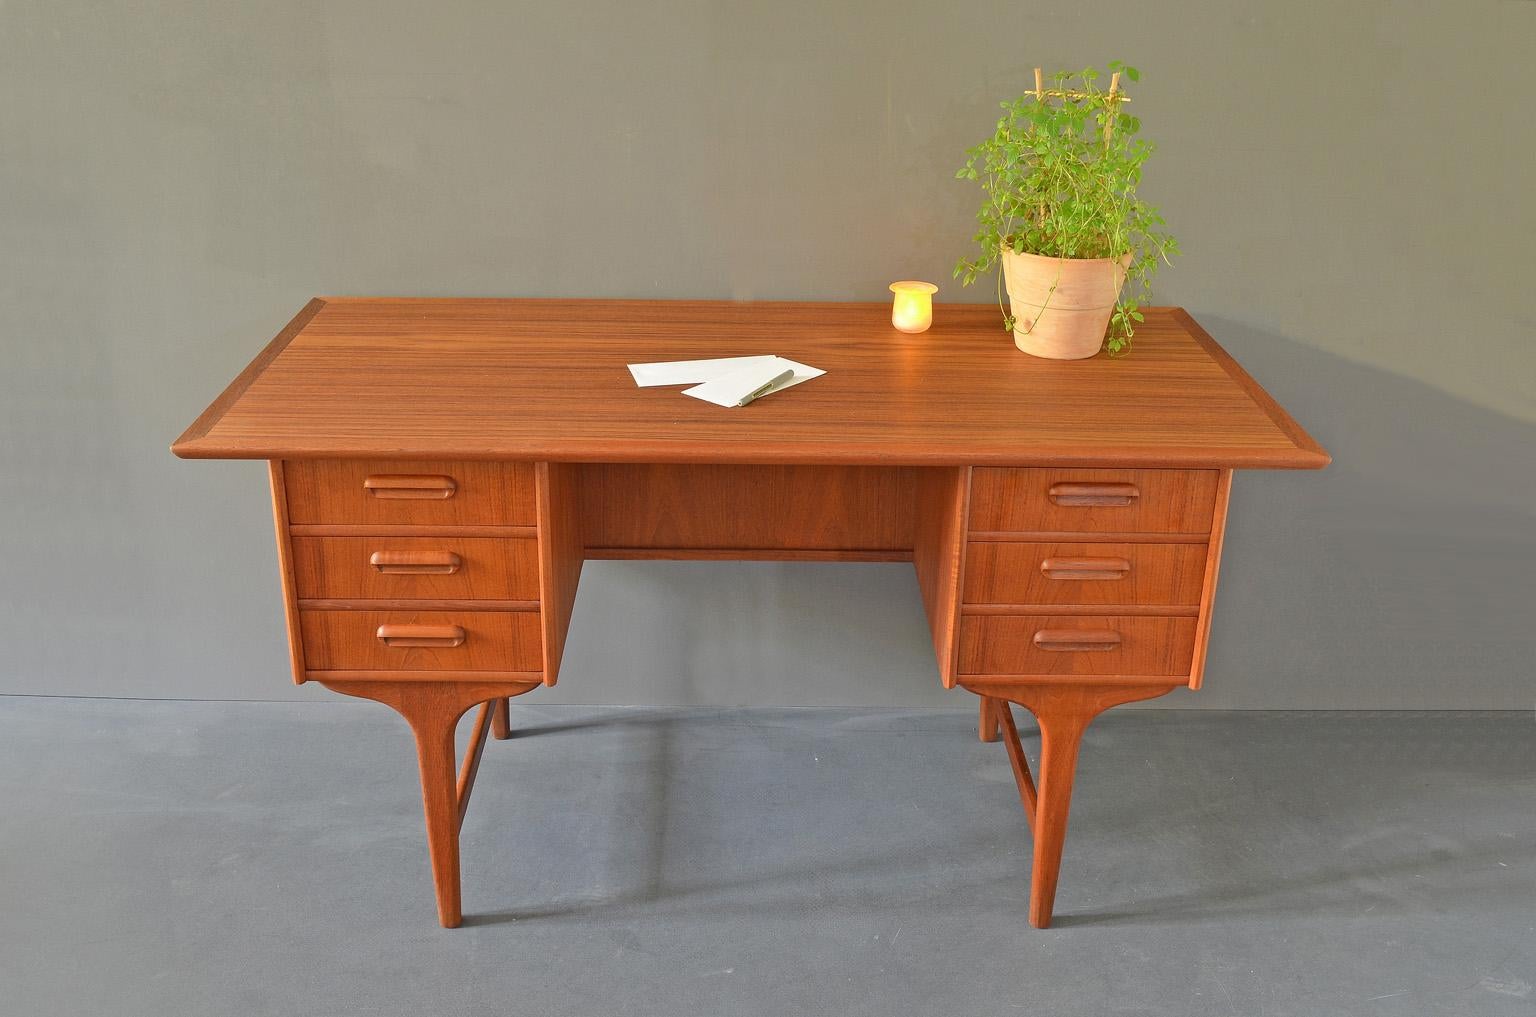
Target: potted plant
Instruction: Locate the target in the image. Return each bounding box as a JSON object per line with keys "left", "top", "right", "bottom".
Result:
{"left": 954, "top": 63, "right": 1178, "bottom": 359}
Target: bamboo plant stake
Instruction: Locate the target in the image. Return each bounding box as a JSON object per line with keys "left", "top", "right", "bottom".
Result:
{"left": 1034, "top": 68, "right": 1046, "bottom": 228}
{"left": 1104, "top": 71, "right": 1121, "bottom": 147}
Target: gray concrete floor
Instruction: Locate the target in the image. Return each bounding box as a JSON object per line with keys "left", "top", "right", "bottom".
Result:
{"left": 1, "top": 698, "right": 1533, "bottom": 1017}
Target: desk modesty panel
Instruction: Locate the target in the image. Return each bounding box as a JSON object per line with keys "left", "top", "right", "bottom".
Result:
{"left": 174, "top": 298, "right": 1328, "bottom": 930}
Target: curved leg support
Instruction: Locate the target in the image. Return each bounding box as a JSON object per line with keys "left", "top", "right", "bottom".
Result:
{"left": 319, "top": 679, "right": 540, "bottom": 928}
{"left": 992, "top": 697, "right": 1038, "bottom": 824}
{"left": 968, "top": 682, "right": 1177, "bottom": 929}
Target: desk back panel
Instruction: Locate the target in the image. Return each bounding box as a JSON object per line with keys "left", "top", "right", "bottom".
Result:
{"left": 577, "top": 464, "right": 917, "bottom": 558}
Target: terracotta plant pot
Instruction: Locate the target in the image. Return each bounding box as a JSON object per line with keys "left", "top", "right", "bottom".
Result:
{"left": 1001, "top": 249, "right": 1131, "bottom": 360}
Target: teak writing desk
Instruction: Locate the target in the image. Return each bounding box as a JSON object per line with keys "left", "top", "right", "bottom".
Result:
{"left": 173, "top": 297, "right": 1328, "bottom": 929}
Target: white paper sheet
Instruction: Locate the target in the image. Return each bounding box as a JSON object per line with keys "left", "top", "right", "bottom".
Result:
{"left": 628, "top": 355, "right": 826, "bottom": 403}
{"left": 682, "top": 359, "right": 797, "bottom": 408}
{"left": 628, "top": 356, "right": 779, "bottom": 387}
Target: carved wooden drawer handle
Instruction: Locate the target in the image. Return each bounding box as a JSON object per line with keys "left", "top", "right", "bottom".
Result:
{"left": 1033, "top": 629, "right": 1122, "bottom": 652}
{"left": 362, "top": 475, "right": 457, "bottom": 500}
{"left": 1039, "top": 556, "right": 1132, "bottom": 581}
{"left": 376, "top": 624, "right": 466, "bottom": 648}
{"left": 1048, "top": 482, "right": 1140, "bottom": 507}
{"left": 369, "top": 551, "right": 463, "bottom": 575}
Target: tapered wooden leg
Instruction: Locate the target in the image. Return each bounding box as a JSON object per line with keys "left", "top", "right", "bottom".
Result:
{"left": 318, "top": 679, "right": 540, "bottom": 928}
{"left": 1026, "top": 705, "right": 1092, "bottom": 928}
{"left": 979, "top": 695, "right": 1001, "bottom": 742}
{"left": 409, "top": 708, "right": 465, "bottom": 927}
{"left": 491, "top": 697, "right": 513, "bottom": 740}
{"left": 970, "top": 682, "right": 1178, "bottom": 929}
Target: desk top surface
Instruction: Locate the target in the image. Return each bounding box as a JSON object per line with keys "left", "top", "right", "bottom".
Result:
{"left": 172, "top": 298, "right": 1328, "bottom": 468}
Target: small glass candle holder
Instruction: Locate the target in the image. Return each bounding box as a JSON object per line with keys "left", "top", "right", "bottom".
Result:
{"left": 889, "top": 280, "right": 938, "bottom": 334}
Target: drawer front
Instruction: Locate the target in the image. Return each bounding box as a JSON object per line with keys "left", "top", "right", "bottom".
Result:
{"left": 300, "top": 610, "right": 542, "bottom": 671}
{"left": 969, "top": 468, "right": 1218, "bottom": 535}
{"left": 959, "top": 615, "right": 1197, "bottom": 677}
{"left": 285, "top": 459, "right": 536, "bottom": 526}
{"left": 963, "top": 541, "right": 1207, "bottom": 608}
{"left": 291, "top": 536, "right": 539, "bottom": 602}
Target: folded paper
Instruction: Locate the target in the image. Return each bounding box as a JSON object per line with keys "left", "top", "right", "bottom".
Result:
{"left": 682, "top": 359, "right": 799, "bottom": 408}
{"left": 628, "top": 355, "right": 825, "bottom": 406}
{"left": 629, "top": 355, "right": 780, "bottom": 387}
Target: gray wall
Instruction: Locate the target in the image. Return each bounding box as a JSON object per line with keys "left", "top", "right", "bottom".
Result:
{"left": 3, "top": 1, "right": 1531, "bottom": 708}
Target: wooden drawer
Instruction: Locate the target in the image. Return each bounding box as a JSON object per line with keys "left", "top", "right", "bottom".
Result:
{"left": 285, "top": 459, "right": 536, "bottom": 526}
{"left": 300, "top": 610, "right": 542, "bottom": 671}
{"left": 291, "top": 536, "right": 539, "bottom": 602}
{"left": 963, "top": 541, "right": 1206, "bottom": 608}
{"left": 969, "top": 468, "right": 1218, "bottom": 535}
{"left": 959, "top": 615, "right": 1197, "bottom": 677}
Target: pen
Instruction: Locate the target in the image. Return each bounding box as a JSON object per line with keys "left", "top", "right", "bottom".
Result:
{"left": 737, "top": 368, "right": 795, "bottom": 406}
